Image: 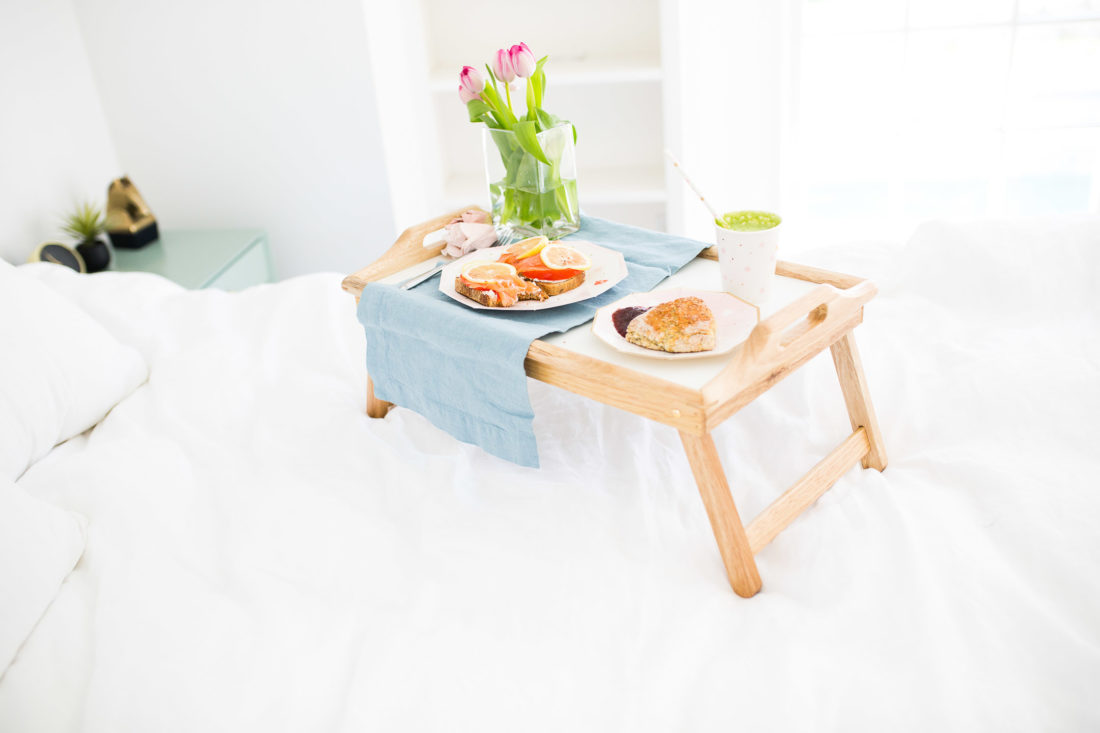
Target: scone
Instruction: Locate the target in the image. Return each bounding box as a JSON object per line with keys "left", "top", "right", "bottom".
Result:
{"left": 624, "top": 296, "right": 716, "bottom": 353}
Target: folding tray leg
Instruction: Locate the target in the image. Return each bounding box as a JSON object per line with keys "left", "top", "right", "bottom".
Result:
{"left": 366, "top": 376, "right": 393, "bottom": 418}
{"left": 829, "top": 330, "right": 888, "bottom": 471}
{"left": 679, "top": 431, "right": 763, "bottom": 598}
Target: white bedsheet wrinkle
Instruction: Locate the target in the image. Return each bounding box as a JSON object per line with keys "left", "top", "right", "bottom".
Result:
{"left": 0, "top": 477, "right": 87, "bottom": 676}
{"left": 0, "top": 261, "right": 148, "bottom": 481}
{"left": 2, "top": 219, "right": 1099, "bottom": 732}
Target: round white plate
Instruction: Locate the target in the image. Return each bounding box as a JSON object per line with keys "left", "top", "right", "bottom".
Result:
{"left": 438, "top": 240, "right": 628, "bottom": 311}
{"left": 592, "top": 288, "right": 760, "bottom": 360}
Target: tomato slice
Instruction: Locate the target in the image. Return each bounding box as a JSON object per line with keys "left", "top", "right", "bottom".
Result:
{"left": 517, "top": 266, "right": 579, "bottom": 281}
{"left": 512, "top": 254, "right": 579, "bottom": 281}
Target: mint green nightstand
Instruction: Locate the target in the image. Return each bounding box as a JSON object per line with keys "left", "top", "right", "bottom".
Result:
{"left": 109, "top": 230, "right": 272, "bottom": 289}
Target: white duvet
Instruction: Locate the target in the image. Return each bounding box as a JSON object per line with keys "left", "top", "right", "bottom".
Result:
{"left": 1, "top": 218, "right": 1098, "bottom": 732}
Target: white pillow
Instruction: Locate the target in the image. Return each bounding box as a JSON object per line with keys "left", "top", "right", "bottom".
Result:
{"left": 0, "top": 260, "right": 148, "bottom": 480}
{"left": 0, "top": 476, "right": 86, "bottom": 672}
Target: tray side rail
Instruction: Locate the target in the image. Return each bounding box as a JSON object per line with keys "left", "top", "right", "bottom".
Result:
{"left": 525, "top": 341, "right": 707, "bottom": 434}
{"left": 341, "top": 205, "right": 482, "bottom": 297}
{"left": 699, "top": 248, "right": 866, "bottom": 290}
{"left": 701, "top": 280, "right": 877, "bottom": 430}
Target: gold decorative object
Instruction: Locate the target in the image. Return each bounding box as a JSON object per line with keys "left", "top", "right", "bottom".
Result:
{"left": 106, "top": 176, "right": 159, "bottom": 249}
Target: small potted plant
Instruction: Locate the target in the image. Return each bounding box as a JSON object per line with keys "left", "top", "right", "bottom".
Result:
{"left": 61, "top": 202, "right": 110, "bottom": 273}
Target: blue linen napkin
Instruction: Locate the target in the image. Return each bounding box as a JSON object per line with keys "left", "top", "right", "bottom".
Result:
{"left": 357, "top": 216, "right": 707, "bottom": 467}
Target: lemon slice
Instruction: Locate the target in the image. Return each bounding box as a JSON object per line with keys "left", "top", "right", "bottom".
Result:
{"left": 461, "top": 261, "right": 517, "bottom": 283}
{"left": 502, "top": 236, "right": 549, "bottom": 261}
{"left": 539, "top": 244, "right": 591, "bottom": 271}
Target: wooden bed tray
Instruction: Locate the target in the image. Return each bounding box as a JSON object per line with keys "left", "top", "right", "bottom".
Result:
{"left": 343, "top": 207, "right": 888, "bottom": 598}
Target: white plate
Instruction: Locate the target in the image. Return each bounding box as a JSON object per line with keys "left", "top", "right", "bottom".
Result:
{"left": 592, "top": 288, "right": 760, "bottom": 360}
{"left": 438, "top": 240, "right": 628, "bottom": 311}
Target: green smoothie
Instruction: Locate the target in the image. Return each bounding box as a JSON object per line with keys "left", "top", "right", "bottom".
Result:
{"left": 716, "top": 210, "right": 781, "bottom": 231}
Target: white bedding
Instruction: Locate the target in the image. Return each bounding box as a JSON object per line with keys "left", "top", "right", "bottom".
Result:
{"left": 2, "top": 218, "right": 1098, "bottom": 731}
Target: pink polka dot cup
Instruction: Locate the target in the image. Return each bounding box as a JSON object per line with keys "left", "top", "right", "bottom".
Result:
{"left": 714, "top": 210, "right": 782, "bottom": 305}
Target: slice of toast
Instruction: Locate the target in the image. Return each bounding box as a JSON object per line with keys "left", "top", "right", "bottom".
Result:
{"left": 519, "top": 280, "right": 549, "bottom": 301}
{"left": 454, "top": 277, "right": 547, "bottom": 307}
{"left": 455, "top": 278, "right": 501, "bottom": 306}
{"left": 527, "top": 271, "right": 585, "bottom": 296}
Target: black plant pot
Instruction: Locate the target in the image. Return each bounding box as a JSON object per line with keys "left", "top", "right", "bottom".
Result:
{"left": 76, "top": 239, "right": 111, "bottom": 273}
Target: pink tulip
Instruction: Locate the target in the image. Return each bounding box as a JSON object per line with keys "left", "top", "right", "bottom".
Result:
{"left": 458, "top": 84, "right": 479, "bottom": 103}
{"left": 492, "top": 48, "right": 515, "bottom": 83}
{"left": 459, "top": 65, "right": 484, "bottom": 95}
{"left": 509, "top": 43, "right": 536, "bottom": 78}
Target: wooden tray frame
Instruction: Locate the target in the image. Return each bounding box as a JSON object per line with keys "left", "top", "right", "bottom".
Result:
{"left": 343, "top": 207, "right": 888, "bottom": 598}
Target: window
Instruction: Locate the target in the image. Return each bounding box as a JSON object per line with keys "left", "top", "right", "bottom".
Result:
{"left": 786, "top": 0, "right": 1100, "bottom": 241}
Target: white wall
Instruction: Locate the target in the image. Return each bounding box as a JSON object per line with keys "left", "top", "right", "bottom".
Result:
{"left": 664, "top": 0, "right": 787, "bottom": 244}
{"left": 71, "top": 0, "right": 396, "bottom": 278}
{"left": 363, "top": 0, "right": 440, "bottom": 230}
{"left": 0, "top": 0, "right": 121, "bottom": 264}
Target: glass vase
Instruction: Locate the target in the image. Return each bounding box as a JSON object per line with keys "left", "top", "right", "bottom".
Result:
{"left": 483, "top": 123, "right": 580, "bottom": 240}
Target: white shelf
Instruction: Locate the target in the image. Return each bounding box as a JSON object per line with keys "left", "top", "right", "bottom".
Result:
{"left": 434, "top": 83, "right": 665, "bottom": 182}
{"left": 440, "top": 175, "right": 483, "bottom": 208}
{"left": 441, "top": 166, "right": 667, "bottom": 209}
{"left": 421, "top": 0, "right": 661, "bottom": 80}
{"left": 429, "top": 60, "right": 663, "bottom": 93}
{"left": 582, "top": 166, "right": 667, "bottom": 204}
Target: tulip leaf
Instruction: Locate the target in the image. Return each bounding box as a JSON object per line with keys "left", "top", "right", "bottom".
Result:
{"left": 497, "top": 104, "right": 518, "bottom": 128}
{"left": 512, "top": 120, "right": 550, "bottom": 165}
{"left": 515, "top": 150, "right": 539, "bottom": 186}
{"left": 480, "top": 83, "right": 500, "bottom": 109}
{"left": 525, "top": 78, "right": 537, "bottom": 123}
{"left": 466, "top": 99, "right": 492, "bottom": 123}
{"left": 531, "top": 56, "right": 548, "bottom": 109}
{"left": 478, "top": 84, "right": 516, "bottom": 129}
{"left": 535, "top": 108, "right": 556, "bottom": 131}
{"left": 533, "top": 68, "right": 545, "bottom": 109}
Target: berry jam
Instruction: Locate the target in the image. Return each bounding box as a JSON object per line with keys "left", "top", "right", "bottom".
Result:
{"left": 612, "top": 306, "right": 650, "bottom": 337}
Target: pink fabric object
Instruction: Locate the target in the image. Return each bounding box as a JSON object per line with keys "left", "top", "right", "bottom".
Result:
{"left": 442, "top": 210, "right": 497, "bottom": 258}
{"left": 460, "top": 210, "right": 490, "bottom": 224}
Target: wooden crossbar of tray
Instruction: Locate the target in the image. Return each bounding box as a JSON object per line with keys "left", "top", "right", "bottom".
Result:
{"left": 343, "top": 206, "right": 888, "bottom": 598}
